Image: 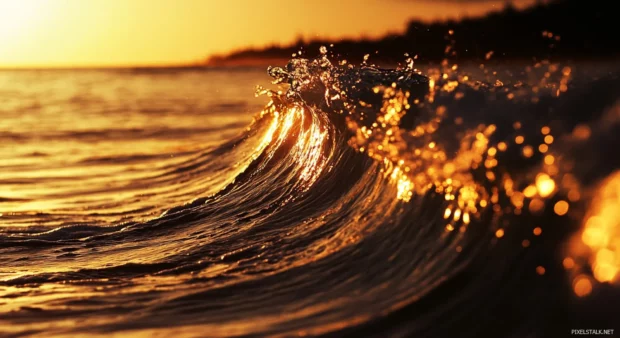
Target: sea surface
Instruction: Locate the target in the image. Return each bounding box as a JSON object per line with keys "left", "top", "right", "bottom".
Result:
{"left": 1, "top": 59, "right": 619, "bottom": 337}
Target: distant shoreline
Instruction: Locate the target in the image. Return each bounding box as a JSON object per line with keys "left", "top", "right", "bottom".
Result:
{"left": 205, "top": 0, "right": 617, "bottom": 69}
{"left": 1, "top": 55, "right": 617, "bottom": 72}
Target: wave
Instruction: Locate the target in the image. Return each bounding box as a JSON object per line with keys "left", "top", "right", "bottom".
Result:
{"left": 1, "top": 55, "right": 619, "bottom": 337}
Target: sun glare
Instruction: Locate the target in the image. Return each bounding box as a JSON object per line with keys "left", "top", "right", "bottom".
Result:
{"left": 0, "top": 0, "right": 52, "bottom": 51}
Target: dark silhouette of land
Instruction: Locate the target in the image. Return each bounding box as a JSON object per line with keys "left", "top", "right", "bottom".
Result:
{"left": 206, "top": 0, "right": 616, "bottom": 66}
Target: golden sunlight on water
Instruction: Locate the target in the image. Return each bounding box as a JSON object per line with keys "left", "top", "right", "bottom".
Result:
{"left": 0, "top": 69, "right": 269, "bottom": 228}
{"left": 254, "top": 98, "right": 330, "bottom": 194}
{"left": 580, "top": 171, "right": 620, "bottom": 284}
{"left": 561, "top": 170, "right": 620, "bottom": 297}
{"left": 338, "top": 58, "right": 575, "bottom": 240}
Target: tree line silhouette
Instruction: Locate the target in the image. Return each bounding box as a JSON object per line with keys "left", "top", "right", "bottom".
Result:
{"left": 206, "top": 0, "right": 616, "bottom": 66}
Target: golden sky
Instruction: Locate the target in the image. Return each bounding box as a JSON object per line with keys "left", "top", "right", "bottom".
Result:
{"left": 0, "top": 0, "right": 536, "bottom": 68}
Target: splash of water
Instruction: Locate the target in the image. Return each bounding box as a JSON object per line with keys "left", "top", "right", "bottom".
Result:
{"left": 259, "top": 47, "right": 617, "bottom": 297}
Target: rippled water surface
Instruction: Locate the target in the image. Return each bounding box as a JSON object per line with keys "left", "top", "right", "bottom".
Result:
{"left": 1, "top": 60, "right": 619, "bottom": 337}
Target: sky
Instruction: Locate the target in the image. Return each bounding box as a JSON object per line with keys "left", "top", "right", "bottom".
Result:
{"left": 0, "top": 0, "right": 536, "bottom": 68}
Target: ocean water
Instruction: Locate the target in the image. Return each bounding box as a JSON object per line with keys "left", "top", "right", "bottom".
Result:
{"left": 1, "top": 59, "right": 619, "bottom": 337}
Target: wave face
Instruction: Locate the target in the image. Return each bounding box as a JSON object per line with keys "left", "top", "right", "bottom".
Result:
{"left": 1, "top": 59, "right": 620, "bottom": 337}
